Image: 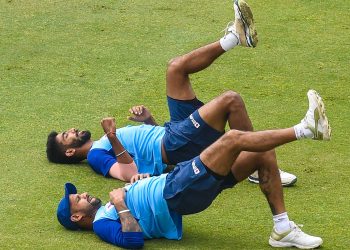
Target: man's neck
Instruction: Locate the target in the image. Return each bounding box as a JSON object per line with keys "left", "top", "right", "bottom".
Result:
{"left": 76, "top": 140, "right": 94, "bottom": 159}
{"left": 78, "top": 207, "right": 100, "bottom": 231}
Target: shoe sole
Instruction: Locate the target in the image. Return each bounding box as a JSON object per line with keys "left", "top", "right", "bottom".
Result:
{"left": 248, "top": 176, "right": 297, "bottom": 187}
{"left": 269, "top": 237, "right": 323, "bottom": 249}
{"left": 307, "top": 90, "right": 331, "bottom": 141}
{"left": 234, "top": 0, "right": 258, "bottom": 47}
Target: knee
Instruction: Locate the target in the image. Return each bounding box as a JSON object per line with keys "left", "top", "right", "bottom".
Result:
{"left": 219, "top": 91, "right": 245, "bottom": 110}
{"left": 224, "top": 129, "right": 245, "bottom": 151}
{"left": 167, "top": 56, "right": 183, "bottom": 73}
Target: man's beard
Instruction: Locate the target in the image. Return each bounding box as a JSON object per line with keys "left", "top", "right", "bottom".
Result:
{"left": 70, "top": 130, "right": 91, "bottom": 148}
{"left": 86, "top": 196, "right": 102, "bottom": 216}
{"left": 91, "top": 197, "right": 102, "bottom": 208}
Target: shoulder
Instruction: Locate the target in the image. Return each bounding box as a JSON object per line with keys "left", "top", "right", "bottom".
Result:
{"left": 87, "top": 148, "right": 113, "bottom": 162}
{"left": 87, "top": 149, "right": 116, "bottom": 176}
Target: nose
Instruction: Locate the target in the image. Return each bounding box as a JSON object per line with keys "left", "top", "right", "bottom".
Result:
{"left": 81, "top": 192, "right": 88, "bottom": 199}
{"left": 68, "top": 128, "right": 77, "bottom": 133}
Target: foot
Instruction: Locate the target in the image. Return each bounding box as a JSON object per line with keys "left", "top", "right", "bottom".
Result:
{"left": 302, "top": 90, "right": 331, "bottom": 140}
{"left": 224, "top": 0, "right": 258, "bottom": 47}
{"left": 269, "top": 221, "right": 323, "bottom": 249}
{"left": 248, "top": 169, "right": 297, "bottom": 187}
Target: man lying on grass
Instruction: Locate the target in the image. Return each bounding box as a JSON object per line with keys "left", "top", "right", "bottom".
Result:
{"left": 47, "top": 0, "right": 297, "bottom": 186}
{"left": 57, "top": 88, "right": 331, "bottom": 249}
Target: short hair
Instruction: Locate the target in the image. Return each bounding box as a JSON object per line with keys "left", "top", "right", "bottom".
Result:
{"left": 46, "top": 131, "right": 84, "bottom": 164}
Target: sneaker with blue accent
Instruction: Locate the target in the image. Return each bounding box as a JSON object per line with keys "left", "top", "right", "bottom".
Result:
{"left": 302, "top": 90, "right": 331, "bottom": 140}
{"left": 269, "top": 221, "right": 323, "bottom": 249}
{"left": 248, "top": 169, "right": 297, "bottom": 187}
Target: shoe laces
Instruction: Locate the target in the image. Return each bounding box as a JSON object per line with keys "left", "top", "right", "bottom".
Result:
{"left": 290, "top": 222, "right": 306, "bottom": 236}
{"left": 222, "top": 21, "right": 235, "bottom": 38}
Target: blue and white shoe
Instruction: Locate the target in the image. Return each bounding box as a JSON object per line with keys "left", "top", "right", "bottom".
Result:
{"left": 248, "top": 169, "right": 297, "bottom": 187}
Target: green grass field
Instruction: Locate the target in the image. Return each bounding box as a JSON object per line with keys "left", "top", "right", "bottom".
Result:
{"left": 1, "top": 0, "right": 349, "bottom": 249}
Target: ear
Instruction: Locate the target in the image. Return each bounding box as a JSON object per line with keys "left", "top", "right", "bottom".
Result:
{"left": 65, "top": 148, "right": 76, "bottom": 157}
{"left": 71, "top": 213, "right": 83, "bottom": 222}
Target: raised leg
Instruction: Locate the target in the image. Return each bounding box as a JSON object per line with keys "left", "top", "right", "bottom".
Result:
{"left": 166, "top": 41, "right": 225, "bottom": 100}
{"left": 200, "top": 128, "right": 296, "bottom": 176}
{"left": 197, "top": 91, "right": 253, "bottom": 132}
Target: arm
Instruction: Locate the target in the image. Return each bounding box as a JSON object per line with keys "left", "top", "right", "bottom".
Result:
{"left": 109, "top": 188, "right": 142, "bottom": 233}
{"left": 128, "top": 105, "right": 158, "bottom": 126}
{"left": 109, "top": 162, "right": 138, "bottom": 182}
{"left": 101, "top": 118, "right": 138, "bottom": 182}
{"left": 101, "top": 117, "right": 134, "bottom": 165}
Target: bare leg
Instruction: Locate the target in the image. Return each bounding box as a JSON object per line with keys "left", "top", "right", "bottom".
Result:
{"left": 166, "top": 39, "right": 254, "bottom": 132}
{"left": 166, "top": 41, "right": 225, "bottom": 100}
{"left": 198, "top": 91, "right": 253, "bottom": 132}
{"left": 230, "top": 150, "right": 285, "bottom": 215}
{"left": 200, "top": 128, "right": 296, "bottom": 176}
{"left": 200, "top": 129, "right": 296, "bottom": 215}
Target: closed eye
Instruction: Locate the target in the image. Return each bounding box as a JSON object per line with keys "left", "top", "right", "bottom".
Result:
{"left": 62, "top": 132, "right": 68, "bottom": 141}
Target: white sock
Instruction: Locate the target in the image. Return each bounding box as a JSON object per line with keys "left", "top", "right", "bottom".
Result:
{"left": 293, "top": 123, "right": 313, "bottom": 140}
{"left": 273, "top": 212, "right": 291, "bottom": 234}
{"left": 220, "top": 32, "right": 239, "bottom": 51}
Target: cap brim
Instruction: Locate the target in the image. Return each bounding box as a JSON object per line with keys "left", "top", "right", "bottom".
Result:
{"left": 57, "top": 183, "right": 79, "bottom": 230}
{"left": 65, "top": 183, "right": 77, "bottom": 197}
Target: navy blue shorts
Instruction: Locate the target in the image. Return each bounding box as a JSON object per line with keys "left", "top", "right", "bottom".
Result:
{"left": 167, "top": 96, "right": 204, "bottom": 122}
{"left": 163, "top": 97, "right": 224, "bottom": 165}
{"left": 163, "top": 156, "right": 237, "bottom": 215}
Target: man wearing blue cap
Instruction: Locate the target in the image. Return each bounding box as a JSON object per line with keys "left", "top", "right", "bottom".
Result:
{"left": 47, "top": 0, "right": 297, "bottom": 186}
{"left": 57, "top": 89, "right": 330, "bottom": 249}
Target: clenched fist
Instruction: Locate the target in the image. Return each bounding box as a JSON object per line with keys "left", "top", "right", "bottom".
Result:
{"left": 101, "top": 117, "right": 117, "bottom": 135}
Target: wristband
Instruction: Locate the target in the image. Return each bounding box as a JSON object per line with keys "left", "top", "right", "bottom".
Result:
{"left": 118, "top": 209, "right": 130, "bottom": 215}
{"left": 106, "top": 131, "right": 116, "bottom": 136}
{"left": 116, "top": 150, "right": 126, "bottom": 157}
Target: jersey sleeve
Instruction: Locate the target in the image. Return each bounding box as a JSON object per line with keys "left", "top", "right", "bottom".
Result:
{"left": 93, "top": 218, "right": 144, "bottom": 249}
{"left": 87, "top": 149, "right": 117, "bottom": 176}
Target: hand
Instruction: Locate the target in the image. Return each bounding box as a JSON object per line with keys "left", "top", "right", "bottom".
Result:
{"left": 128, "top": 105, "right": 152, "bottom": 123}
{"left": 109, "top": 188, "right": 126, "bottom": 206}
{"left": 101, "top": 117, "right": 116, "bottom": 135}
{"left": 130, "top": 173, "right": 150, "bottom": 184}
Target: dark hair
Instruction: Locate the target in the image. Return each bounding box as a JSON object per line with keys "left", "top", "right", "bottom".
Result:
{"left": 46, "top": 131, "right": 84, "bottom": 164}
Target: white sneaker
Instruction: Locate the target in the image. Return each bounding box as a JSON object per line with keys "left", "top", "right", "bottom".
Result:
{"left": 301, "top": 89, "right": 331, "bottom": 140}
{"left": 269, "top": 221, "right": 323, "bottom": 249}
{"left": 248, "top": 169, "right": 297, "bottom": 187}
{"left": 224, "top": 0, "right": 258, "bottom": 47}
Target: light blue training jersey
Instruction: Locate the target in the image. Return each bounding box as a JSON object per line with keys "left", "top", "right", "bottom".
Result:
{"left": 89, "top": 125, "right": 167, "bottom": 176}
{"left": 94, "top": 174, "right": 182, "bottom": 240}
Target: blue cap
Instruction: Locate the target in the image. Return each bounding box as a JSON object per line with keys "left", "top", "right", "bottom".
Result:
{"left": 57, "top": 183, "right": 79, "bottom": 230}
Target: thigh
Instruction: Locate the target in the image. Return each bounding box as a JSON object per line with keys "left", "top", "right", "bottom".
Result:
{"left": 198, "top": 96, "right": 228, "bottom": 132}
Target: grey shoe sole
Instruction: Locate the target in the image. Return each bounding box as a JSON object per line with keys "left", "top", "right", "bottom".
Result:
{"left": 235, "top": 0, "right": 258, "bottom": 47}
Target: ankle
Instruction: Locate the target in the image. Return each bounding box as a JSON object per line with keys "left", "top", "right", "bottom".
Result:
{"left": 293, "top": 123, "right": 313, "bottom": 140}
{"left": 220, "top": 32, "right": 239, "bottom": 51}
{"left": 273, "top": 212, "right": 291, "bottom": 234}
